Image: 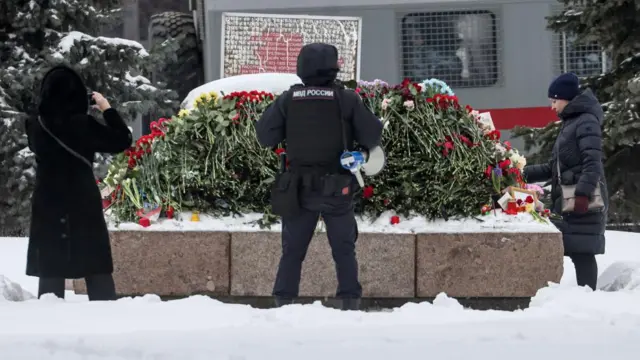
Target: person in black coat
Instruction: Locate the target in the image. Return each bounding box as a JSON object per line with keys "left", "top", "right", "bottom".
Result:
{"left": 524, "top": 72, "right": 608, "bottom": 290}
{"left": 25, "top": 65, "right": 132, "bottom": 300}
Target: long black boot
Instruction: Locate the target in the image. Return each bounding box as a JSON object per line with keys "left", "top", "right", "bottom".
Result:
{"left": 85, "top": 273, "right": 117, "bottom": 301}
{"left": 340, "top": 298, "right": 361, "bottom": 311}
{"left": 274, "top": 297, "right": 294, "bottom": 307}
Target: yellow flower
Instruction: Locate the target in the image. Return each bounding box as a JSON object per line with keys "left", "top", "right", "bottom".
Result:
{"left": 178, "top": 109, "right": 190, "bottom": 118}
{"left": 525, "top": 203, "right": 535, "bottom": 213}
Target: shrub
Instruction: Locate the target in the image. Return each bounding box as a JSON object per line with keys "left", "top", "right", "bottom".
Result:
{"left": 102, "top": 78, "right": 528, "bottom": 226}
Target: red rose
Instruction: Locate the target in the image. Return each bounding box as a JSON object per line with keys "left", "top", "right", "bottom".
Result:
{"left": 504, "top": 141, "right": 512, "bottom": 151}
{"left": 465, "top": 104, "right": 473, "bottom": 113}
{"left": 383, "top": 199, "right": 391, "bottom": 206}
{"left": 390, "top": 215, "right": 400, "bottom": 225}
{"left": 166, "top": 206, "right": 175, "bottom": 219}
{"left": 525, "top": 196, "right": 534, "bottom": 204}
{"left": 363, "top": 185, "right": 374, "bottom": 199}
{"left": 274, "top": 148, "right": 286, "bottom": 156}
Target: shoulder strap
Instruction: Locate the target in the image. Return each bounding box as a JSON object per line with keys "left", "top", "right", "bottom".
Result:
{"left": 556, "top": 154, "right": 561, "bottom": 184}
{"left": 333, "top": 87, "right": 349, "bottom": 152}
{"left": 37, "top": 116, "right": 94, "bottom": 170}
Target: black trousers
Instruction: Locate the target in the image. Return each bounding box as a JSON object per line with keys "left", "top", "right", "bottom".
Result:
{"left": 38, "top": 273, "right": 117, "bottom": 301}
{"left": 273, "top": 192, "right": 362, "bottom": 299}
{"left": 568, "top": 253, "right": 598, "bottom": 290}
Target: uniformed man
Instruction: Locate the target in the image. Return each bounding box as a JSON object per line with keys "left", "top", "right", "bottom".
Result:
{"left": 255, "top": 43, "right": 383, "bottom": 311}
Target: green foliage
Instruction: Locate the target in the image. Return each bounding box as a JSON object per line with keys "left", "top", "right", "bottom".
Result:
{"left": 514, "top": 0, "right": 640, "bottom": 224}
{"left": 103, "top": 79, "right": 530, "bottom": 226}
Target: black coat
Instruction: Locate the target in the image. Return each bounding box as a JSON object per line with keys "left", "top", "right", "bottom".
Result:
{"left": 524, "top": 89, "right": 608, "bottom": 255}
{"left": 25, "top": 65, "right": 132, "bottom": 279}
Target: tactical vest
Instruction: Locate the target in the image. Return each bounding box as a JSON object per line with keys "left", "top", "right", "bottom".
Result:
{"left": 285, "top": 84, "right": 353, "bottom": 174}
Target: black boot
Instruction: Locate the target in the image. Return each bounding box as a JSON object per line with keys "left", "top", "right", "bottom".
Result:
{"left": 274, "top": 297, "right": 293, "bottom": 307}
{"left": 85, "top": 274, "right": 117, "bottom": 301}
{"left": 340, "top": 298, "right": 361, "bottom": 311}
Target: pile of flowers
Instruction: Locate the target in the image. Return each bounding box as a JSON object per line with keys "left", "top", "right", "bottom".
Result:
{"left": 99, "top": 78, "right": 550, "bottom": 227}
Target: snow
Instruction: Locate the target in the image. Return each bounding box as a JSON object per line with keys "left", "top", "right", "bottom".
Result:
{"left": 598, "top": 261, "right": 640, "bottom": 291}
{"left": 182, "top": 73, "right": 302, "bottom": 109}
{"left": 0, "top": 275, "right": 34, "bottom": 301}
{"left": 106, "top": 210, "right": 559, "bottom": 233}
{"left": 58, "top": 31, "right": 149, "bottom": 57}
{"left": 1, "top": 231, "right": 640, "bottom": 358}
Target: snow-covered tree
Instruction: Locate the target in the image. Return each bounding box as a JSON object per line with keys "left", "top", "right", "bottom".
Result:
{"left": 513, "top": 0, "right": 640, "bottom": 226}
{"left": 0, "top": 0, "right": 179, "bottom": 236}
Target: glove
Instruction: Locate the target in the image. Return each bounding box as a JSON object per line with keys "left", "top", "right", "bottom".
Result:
{"left": 574, "top": 196, "right": 590, "bottom": 214}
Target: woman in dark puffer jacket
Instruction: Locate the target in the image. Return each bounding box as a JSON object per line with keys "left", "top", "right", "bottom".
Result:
{"left": 524, "top": 72, "right": 608, "bottom": 291}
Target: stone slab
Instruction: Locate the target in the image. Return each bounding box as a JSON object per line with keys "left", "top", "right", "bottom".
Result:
{"left": 416, "top": 232, "right": 564, "bottom": 297}
{"left": 230, "top": 232, "right": 415, "bottom": 298}
{"left": 74, "top": 231, "right": 230, "bottom": 297}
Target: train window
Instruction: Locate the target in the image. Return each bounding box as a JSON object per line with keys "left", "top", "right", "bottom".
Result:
{"left": 558, "top": 33, "right": 608, "bottom": 76}
{"left": 401, "top": 11, "right": 499, "bottom": 88}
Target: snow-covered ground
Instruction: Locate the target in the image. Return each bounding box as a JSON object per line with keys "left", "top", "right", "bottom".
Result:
{"left": 2, "top": 231, "right": 640, "bottom": 359}
{"left": 106, "top": 210, "right": 560, "bottom": 233}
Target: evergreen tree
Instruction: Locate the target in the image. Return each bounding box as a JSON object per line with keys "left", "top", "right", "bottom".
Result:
{"left": 513, "top": 0, "right": 640, "bottom": 226}
{"left": 0, "top": 0, "right": 179, "bottom": 236}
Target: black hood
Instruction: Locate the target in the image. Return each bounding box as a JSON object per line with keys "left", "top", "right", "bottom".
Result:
{"left": 38, "top": 64, "right": 89, "bottom": 118}
{"left": 559, "top": 88, "right": 604, "bottom": 125}
{"left": 296, "top": 43, "right": 340, "bottom": 86}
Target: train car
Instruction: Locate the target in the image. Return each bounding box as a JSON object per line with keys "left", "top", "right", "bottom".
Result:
{"left": 118, "top": 0, "right": 608, "bottom": 150}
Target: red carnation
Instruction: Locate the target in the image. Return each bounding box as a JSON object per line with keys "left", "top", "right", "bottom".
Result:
{"left": 390, "top": 215, "right": 400, "bottom": 225}
{"left": 484, "top": 165, "right": 494, "bottom": 178}
{"left": 138, "top": 217, "right": 150, "bottom": 227}
{"left": 456, "top": 134, "right": 473, "bottom": 147}
{"left": 274, "top": 148, "right": 286, "bottom": 156}
{"left": 486, "top": 130, "right": 501, "bottom": 141}
{"left": 363, "top": 185, "right": 374, "bottom": 199}
{"left": 498, "top": 158, "right": 511, "bottom": 169}
{"left": 504, "top": 141, "right": 512, "bottom": 151}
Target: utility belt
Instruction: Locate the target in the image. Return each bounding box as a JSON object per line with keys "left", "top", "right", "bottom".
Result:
{"left": 270, "top": 167, "right": 355, "bottom": 217}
